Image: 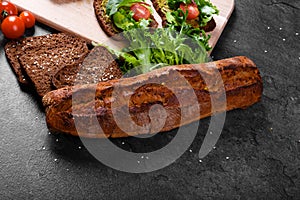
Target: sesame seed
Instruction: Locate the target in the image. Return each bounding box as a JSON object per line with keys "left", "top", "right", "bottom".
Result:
{"left": 282, "top": 38, "right": 286, "bottom": 41}
{"left": 226, "top": 157, "right": 230, "bottom": 160}
{"left": 199, "top": 159, "right": 203, "bottom": 163}
{"left": 189, "top": 149, "right": 193, "bottom": 152}
{"left": 296, "top": 33, "right": 299, "bottom": 35}
{"left": 264, "top": 50, "right": 268, "bottom": 53}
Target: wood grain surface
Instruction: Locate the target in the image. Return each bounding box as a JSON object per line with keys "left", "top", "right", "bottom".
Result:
{"left": 10, "top": 0, "right": 234, "bottom": 50}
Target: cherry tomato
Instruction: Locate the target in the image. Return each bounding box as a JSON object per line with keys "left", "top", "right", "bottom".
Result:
{"left": 130, "top": 3, "right": 150, "bottom": 21}
{"left": 19, "top": 11, "right": 35, "bottom": 28}
{"left": 0, "top": 1, "right": 18, "bottom": 19}
{"left": 1, "top": 16, "right": 25, "bottom": 39}
{"left": 179, "top": 3, "right": 200, "bottom": 20}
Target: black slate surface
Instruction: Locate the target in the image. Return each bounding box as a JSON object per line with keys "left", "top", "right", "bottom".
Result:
{"left": 0, "top": 0, "right": 300, "bottom": 199}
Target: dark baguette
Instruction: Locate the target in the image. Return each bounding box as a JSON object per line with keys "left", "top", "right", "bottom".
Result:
{"left": 43, "top": 56, "right": 263, "bottom": 138}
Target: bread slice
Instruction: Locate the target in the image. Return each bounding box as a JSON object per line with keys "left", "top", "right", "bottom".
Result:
{"left": 18, "top": 34, "right": 89, "bottom": 97}
{"left": 93, "top": 0, "right": 159, "bottom": 37}
{"left": 52, "top": 46, "right": 123, "bottom": 89}
{"left": 151, "top": 0, "right": 216, "bottom": 32}
{"left": 4, "top": 33, "right": 89, "bottom": 85}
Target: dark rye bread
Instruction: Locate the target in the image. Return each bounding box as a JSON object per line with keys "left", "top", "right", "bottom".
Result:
{"left": 151, "top": 0, "right": 216, "bottom": 31}
{"left": 4, "top": 33, "right": 89, "bottom": 85}
{"left": 19, "top": 37, "right": 89, "bottom": 97}
{"left": 93, "top": 0, "right": 159, "bottom": 38}
{"left": 52, "top": 46, "right": 123, "bottom": 89}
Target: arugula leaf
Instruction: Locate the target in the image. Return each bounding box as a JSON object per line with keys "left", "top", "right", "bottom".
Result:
{"left": 166, "top": 0, "right": 219, "bottom": 28}
{"left": 111, "top": 28, "right": 209, "bottom": 74}
{"left": 106, "top": 0, "right": 140, "bottom": 16}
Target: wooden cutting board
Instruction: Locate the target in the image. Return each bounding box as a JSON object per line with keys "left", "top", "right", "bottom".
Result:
{"left": 10, "top": 0, "right": 234, "bottom": 50}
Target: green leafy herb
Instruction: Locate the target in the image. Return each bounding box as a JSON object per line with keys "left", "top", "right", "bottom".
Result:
{"left": 106, "top": 0, "right": 152, "bottom": 31}
{"left": 108, "top": 27, "right": 209, "bottom": 74}
{"left": 106, "top": 0, "right": 140, "bottom": 16}
{"left": 166, "top": 10, "right": 212, "bottom": 51}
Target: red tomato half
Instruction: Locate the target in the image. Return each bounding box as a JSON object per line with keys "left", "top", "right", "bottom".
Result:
{"left": 130, "top": 3, "right": 151, "bottom": 21}
{"left": 19, "top": 11, "right": 36, "bottom": 28}
{"left": 0, "top": 1, "right": 18, "bottom": 19}
{"left": 1, "top": 15, "right": 25, "bottom": 39}
{"left": 179, "top": 3, "right": 200, "bottom": 20}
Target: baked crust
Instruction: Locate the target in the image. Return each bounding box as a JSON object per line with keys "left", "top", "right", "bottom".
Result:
{"left": 43, "top": 56, "right": 263, "bottom": 138}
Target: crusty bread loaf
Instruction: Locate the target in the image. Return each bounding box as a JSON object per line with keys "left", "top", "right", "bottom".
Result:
{"left": 93, "top": 0, "right": 159, "bottom": 37}
{"left": 17, "top": 34, "right": 89, "bottom": 97}
{"left": 4, "top": 33, "right": 89, "bottom": 85}
{"left": 52, "top": 46, "right": 123, "bottom": 89}
{"left": 43, "top": 56, "right": 263, "bottom": 138}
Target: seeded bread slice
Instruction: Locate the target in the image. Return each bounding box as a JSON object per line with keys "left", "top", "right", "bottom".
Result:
{"left": 93, "top": 0, "right": 159, "bottom": 38}
{"left": 4, "top": 33, "right": 89, "bottom": 85}
{"left": 52, "top": 46, "right": 123, "bottom": 89}
{"left": 19, "top": 39, "right": 89, "bottom": 97}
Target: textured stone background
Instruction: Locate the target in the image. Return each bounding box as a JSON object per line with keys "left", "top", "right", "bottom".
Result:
{"left": 0, "top": 0, "right": 299, "bottom": 199}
